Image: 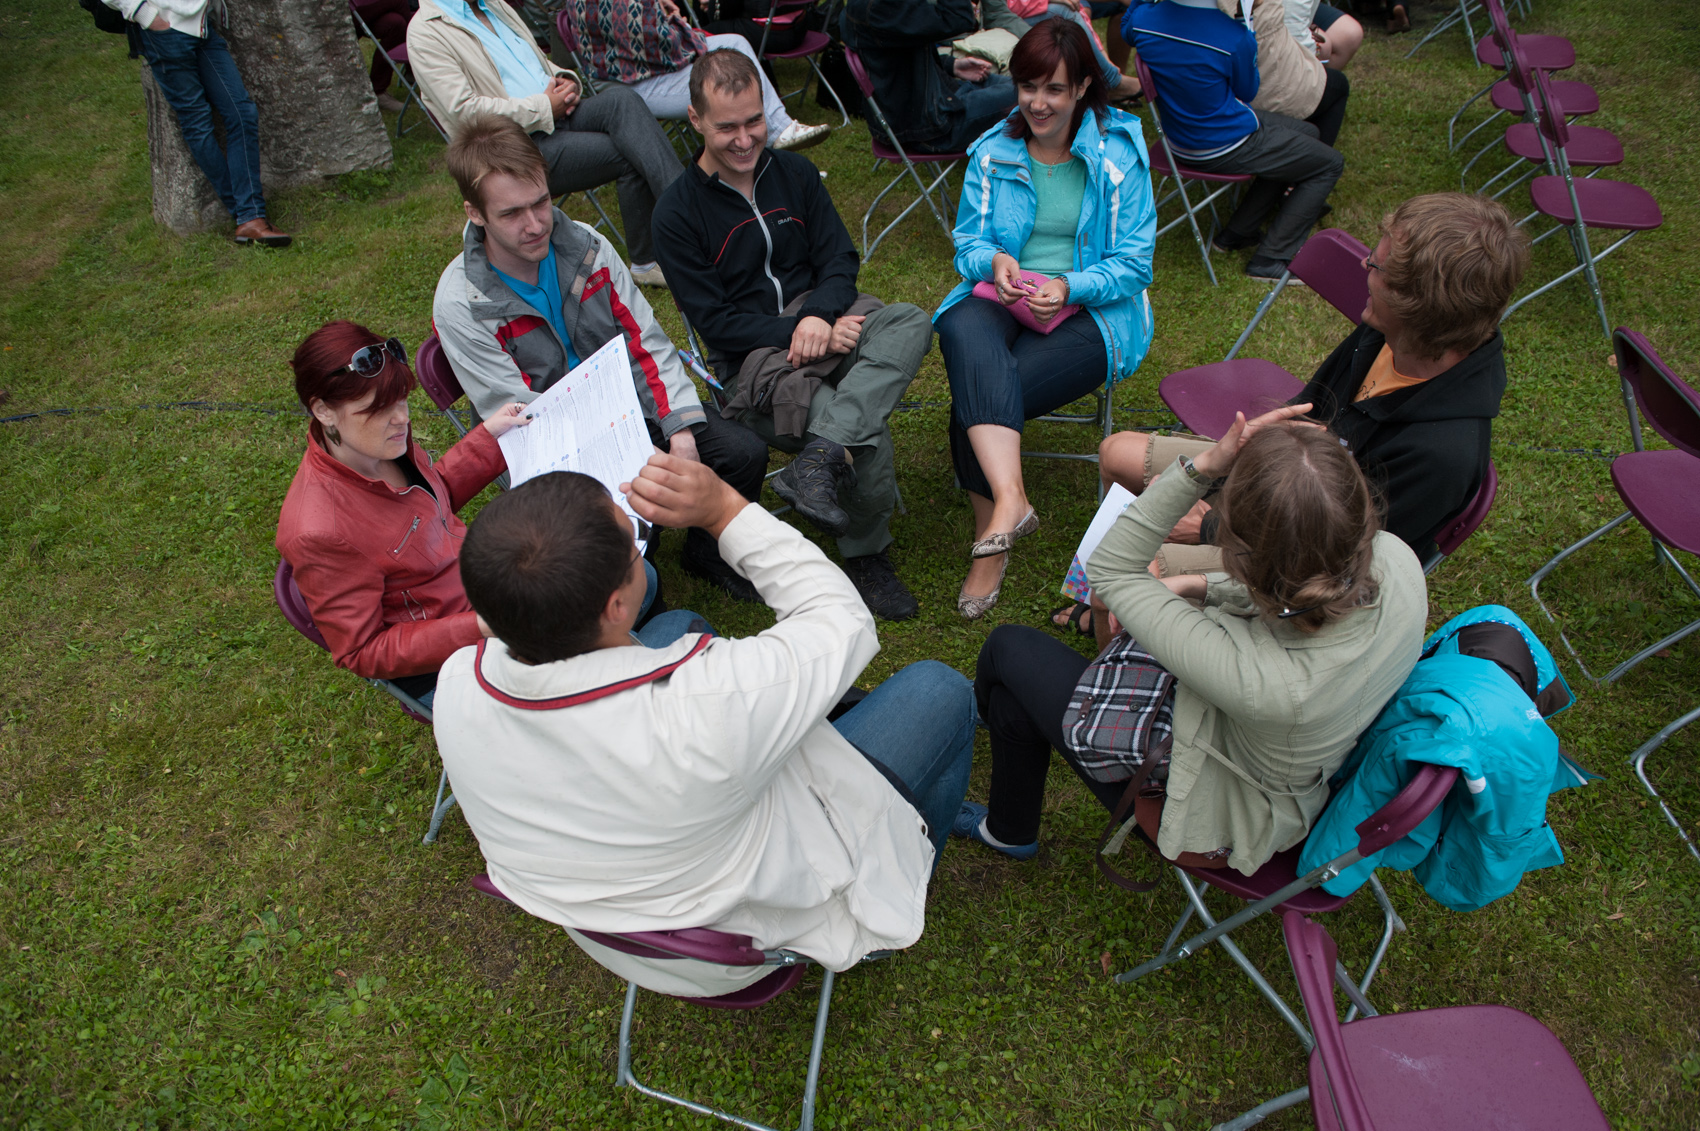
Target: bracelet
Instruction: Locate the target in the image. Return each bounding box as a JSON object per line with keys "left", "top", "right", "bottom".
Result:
{"left": 1180, "top": 455, "right": 1226, "bottom": 490}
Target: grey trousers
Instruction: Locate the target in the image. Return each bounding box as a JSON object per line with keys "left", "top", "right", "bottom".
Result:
{"left": 1194, "top": 110, "right": 1344, "bottom": 263}
{"left": 533, "top": 84, "right": 682, "bottom": 264}
{"left": 735, "top": 302, "right": 933, "bottom": 559}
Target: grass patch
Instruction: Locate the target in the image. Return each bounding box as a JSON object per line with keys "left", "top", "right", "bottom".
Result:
{"left": 2, "top": 0, "right": 1698, "bottom": 1127}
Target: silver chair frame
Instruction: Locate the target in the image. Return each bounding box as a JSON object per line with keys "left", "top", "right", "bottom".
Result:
{"left": 362, "top": 682, "right": 459, "bottom": 845}
{"left": 858, "top": 92, "right": 959, "bottom": 259}
{"left": 1142, "top": 99, "right": 1241, "bottom": 287}
{"left": 1629, "top": 705, "right": 1700, "bottom": 865}
{"left": 757, "top": 0, "right": 851, "bottom": 129}
{"left": 1406, "top": 0, "right": 1482, "bottom": 63}
{"left": 349, "top": 4, "right": 448, "bottom": 143}
{"left": 1022, "top": 378, "right": 1116, "bottom": 500}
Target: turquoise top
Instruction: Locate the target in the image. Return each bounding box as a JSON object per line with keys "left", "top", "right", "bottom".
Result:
{"left": 1018, "top": 152, "right": 1086, "bottom": 275}
{"left": 494, "top": 251, "right": 581, "bottom": 370}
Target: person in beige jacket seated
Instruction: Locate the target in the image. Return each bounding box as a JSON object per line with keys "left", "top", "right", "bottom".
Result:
{"left": 431, "top": 462, "right": 975, "bottom": 997}
{"left": 955, "top": 406, "right": 1426, "bottom": 876}
{"left": 407, "top": 0, "right": 683, "bottom": 287}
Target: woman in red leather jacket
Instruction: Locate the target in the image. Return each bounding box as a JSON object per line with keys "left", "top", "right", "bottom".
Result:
{"left": 275, "top": 320, "right": 530, "bottom": 709}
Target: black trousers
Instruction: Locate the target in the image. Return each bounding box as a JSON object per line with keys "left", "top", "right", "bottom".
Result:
{"left": 647, "top": 413, "right": 769, "bottom": 559}
{"left": 975, "top": 624, "right": 1130, "bottom": 845}
{"left": 1306, "top": 66, "right": 1351, "bottom": 148}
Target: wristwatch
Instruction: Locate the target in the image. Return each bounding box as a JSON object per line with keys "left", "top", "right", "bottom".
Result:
{"left": 1180, "top": 454, "right": 1226, "bottom": 491}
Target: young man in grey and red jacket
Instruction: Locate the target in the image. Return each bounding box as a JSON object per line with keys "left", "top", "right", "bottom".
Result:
{"left": 653, "top": 50, "right": 932, "bottom": 620}
{"left": 432, "top": 114, "right": 770, "bottom": 601}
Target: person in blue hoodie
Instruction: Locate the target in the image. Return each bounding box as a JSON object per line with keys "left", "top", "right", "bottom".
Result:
{"left": 933, "top": 18, "right": 1157, "bottom": 619}
{"left": 1124, "top": 0, "right": 1342, "bottom": 278}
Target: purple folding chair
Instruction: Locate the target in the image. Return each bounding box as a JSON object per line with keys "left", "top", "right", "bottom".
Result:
{"left": 844, "top": 48, "right": 963, "bottom": 258}
{"left": 273, "top": 560, "right": 459, "bottom": 844}
{"left": 1114, "top": 765, "right": 1461, "bottom": 1077}
{"left": 756, "top": 0, "right": 850, "bottom": 128}
{"left": 348, "top": 0, "right": 447, "bottom": 143}
{"left": 472, "top": 873, "right": 879, "bottom": 1130}
{"left": 1445, "top": 0, "right": 1574, "bottom": 146}
{"left": 1223, "top": 228, "right": 1372, "bottom": 362}
{"left": 1502, "top": 69, "right": 1662, "bottom": 341}
{"left": 1158, "top": 359, "right": 1304, "bottom": 442}
{"left": 1263, "top": 910, "right": 1610, "bottom": 1131}
{"left": 1134, "top": 54, "right": 1256, "bottom": 287}
{"left": 1529, "top": 329, "right": 1700, "bottom": 690}
{"left": 417, "top": 333, "right": 511, "bottom": 491}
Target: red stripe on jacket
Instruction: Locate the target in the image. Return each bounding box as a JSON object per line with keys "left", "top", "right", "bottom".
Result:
{"left": 583, "top": 267, "right": 670, "bottom": 419}
{"left": 471, "top": 634, "right": 713, "bottom": 709}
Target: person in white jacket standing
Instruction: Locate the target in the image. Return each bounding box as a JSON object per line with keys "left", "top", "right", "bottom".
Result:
{"left": 103, "top": 0, "right": 291, "bottom": 246}
{"left": 433, "top": 460, "right": 976, "bottom": 998}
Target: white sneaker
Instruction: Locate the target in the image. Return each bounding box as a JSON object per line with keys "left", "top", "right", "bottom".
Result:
{"left": 773, "top": 121, "right": 831, "bottom": 152}
{"left": 629, "top": 262, "right": 668, "bottom": 288}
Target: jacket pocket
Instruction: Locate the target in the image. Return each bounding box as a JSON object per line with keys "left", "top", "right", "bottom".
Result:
{"left": 390, "top": 515, "right": 421, "bottom": 557}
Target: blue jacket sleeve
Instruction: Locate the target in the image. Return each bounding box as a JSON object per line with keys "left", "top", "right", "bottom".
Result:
{"left": 950, "top": 149, "right": 1008, "bottom": 285}
{"left": 1231, "top": 27, "right": 1260, "bottom": 102}
{"left": 1061, "top": 140, "right": 1157, "bottom": 309}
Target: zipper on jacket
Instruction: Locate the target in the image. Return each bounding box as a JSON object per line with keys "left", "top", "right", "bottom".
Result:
{"left": 391, "top": 515, "right": 421, "bottom": 556}
{"left": 713, "top": 160, "right": 786, "bottom": 314}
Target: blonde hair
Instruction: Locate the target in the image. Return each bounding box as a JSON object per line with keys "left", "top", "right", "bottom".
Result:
{"left": 1377, "top": 193, "right": 1531, "bottom": 360}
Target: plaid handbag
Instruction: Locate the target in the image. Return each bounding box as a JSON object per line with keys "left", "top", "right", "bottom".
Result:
{"left": 1061, "top": 633, "right": 1177, "bottom": 782}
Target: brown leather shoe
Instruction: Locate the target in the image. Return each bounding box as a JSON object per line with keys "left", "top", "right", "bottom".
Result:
{"left": 233, "top": 218, "right": 292, "bottom": 248}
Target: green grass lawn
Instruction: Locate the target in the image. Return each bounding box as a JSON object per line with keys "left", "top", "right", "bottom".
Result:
{"left": 3, "top": 0, "right": 1698, "bottom": 1126}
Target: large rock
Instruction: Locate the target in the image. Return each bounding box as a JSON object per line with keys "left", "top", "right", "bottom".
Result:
{"left": 144, "top": 0, "right": 395, "bottom": 234}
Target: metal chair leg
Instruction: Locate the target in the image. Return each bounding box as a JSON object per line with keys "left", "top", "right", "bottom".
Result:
{"left": 1211, "top": 1086, "right": 1313, "bottom": 1131}
{"left": 1630, "top": 704, "right": 1700, "bottom": 864}
{"left": 423, "top": 768, "right": 457, "bottom": 845}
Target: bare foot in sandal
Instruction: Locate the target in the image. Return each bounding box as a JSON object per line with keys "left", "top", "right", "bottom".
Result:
{"left": 1050, "top": 601, "right": 1095, "bottom": 637}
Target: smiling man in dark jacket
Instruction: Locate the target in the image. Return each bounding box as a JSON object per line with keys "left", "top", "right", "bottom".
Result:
{"left": 653, "top": 49, "right": 933, "bottom": 620}
{"left": 1096, "top": 192, "right": 1531, "bottom": 586}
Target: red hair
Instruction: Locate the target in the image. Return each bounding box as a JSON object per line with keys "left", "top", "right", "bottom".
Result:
{"left": 290, "top": 320, "right": 417, "bottom": 446}
{"left": 1003, "top": 16, "right": 1109, "bottom": 144}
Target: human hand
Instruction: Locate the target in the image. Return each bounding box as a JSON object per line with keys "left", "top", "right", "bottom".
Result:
{"left": 480, "top": 401, "right": 531, "bottom": 439}
{"left": 788, "top": 315, "right": 834, "bottom": 367}
{"left": 1190, "top": 403, "right": 1315, "bottom": 481}
{"left": 954, "top": 56, "right": 993, "bottom": 83}
{"left": 149, "top": 14, "right": 170, "bottom": 29}
{"left": 668, "top": 426, "right": 701, "bottom": 463}
{"left": 990, "top": 252, "right": 1029, "bottom": 306}
{"left": 829, "top": 314, "right": 865, "bottom": 355}
{"left": 622, "top": 452, "right": 748, "bottom": 538}
{"left": 1026, "top": 276, "right": 1070, "bottom": 324}
{"left": 1166, "top": 499, "right": 1211, "bottom": 545}
{"left": 549, "top": 75, "right": 580, "bottom": 118}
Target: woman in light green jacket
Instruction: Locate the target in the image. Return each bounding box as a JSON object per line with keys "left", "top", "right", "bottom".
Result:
{"left": 956, "top": 406, "right": 1427, "bottom": 875}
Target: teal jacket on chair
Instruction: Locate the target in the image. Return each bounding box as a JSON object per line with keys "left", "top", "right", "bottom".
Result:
{"left": 933, "top": 106, "right": 1158, "bottom": 386}
{"left": 1297, "top": 606, "right": 1597, "bottom": 911}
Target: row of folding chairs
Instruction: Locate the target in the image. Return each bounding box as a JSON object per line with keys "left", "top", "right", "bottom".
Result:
{"left": 1450, "top": 0, "right": 1662, "bottom": 341}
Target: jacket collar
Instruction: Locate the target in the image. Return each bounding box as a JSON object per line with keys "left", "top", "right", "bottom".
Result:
{"left": 971, "top": 108, "right": 1141, "bottom": 175}
{"left": 1346, "top": 327, "right": 1507, "bottom": 425}
{"left": 472, "top": 633, "right": 714, "bottom": 709}
{"left": 682, "top": 148, "right": 774, "bottom": 193}
{"left": 302, "top": 428, "right": 432, "bottom": 498}
{"left": 460, "top": 208, "right": 600, "bottom": 341}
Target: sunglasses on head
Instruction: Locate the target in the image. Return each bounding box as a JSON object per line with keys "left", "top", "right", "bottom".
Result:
{"left": 342, "top": 338, "right": 408, "bottom": 378}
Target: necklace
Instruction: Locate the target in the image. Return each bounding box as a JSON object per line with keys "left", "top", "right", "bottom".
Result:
{"left": 1030, "top": 146, "right": 1071, "bottom": 178}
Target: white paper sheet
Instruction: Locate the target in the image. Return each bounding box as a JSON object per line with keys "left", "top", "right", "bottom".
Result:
{"left": 497, "top": 335, "right": 654, "bottom": 545}
{"left": 1074, "top": 483, "right": 1138, "bottom": 578}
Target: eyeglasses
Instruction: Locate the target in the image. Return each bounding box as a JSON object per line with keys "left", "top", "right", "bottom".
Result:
{"left": 341, "top": 338, "right": 408, "bottom": 378}
{"left": 630, "top": 515, "right": 652, "bottom": 546}
{"left": 1364, "top": 256, "right": 1386, "bottom": 274}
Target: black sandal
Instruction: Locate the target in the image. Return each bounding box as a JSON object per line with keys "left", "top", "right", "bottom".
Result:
{"left": 1050, "top": 601, "right": 1095, "bottom": 637}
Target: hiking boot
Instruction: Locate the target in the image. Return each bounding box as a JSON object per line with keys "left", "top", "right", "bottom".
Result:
{"left": 1245, "top": 255, "right": 1290, "bottom": 280}
{"left": 681, "top": 535, "right": 763, "bottom": 605}
{"left": 771, "top": 437, "right": 857, "bottom": 537}
{"left": 842, "top": 549, "right": 918, "bottom": 621}
{"left": 1210, "top": 227, "right": 1260, "bottom": 254}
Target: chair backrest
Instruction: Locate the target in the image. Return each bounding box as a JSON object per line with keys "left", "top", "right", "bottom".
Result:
{"left": 1533, "top": 65, "right": 1570, "bottom": 149}
{"left": 1615, "top": 329, "right": 1700, "bottom": 458}
{"left": 580, "top": 927, "right": 772, "bottom": 966}
{"left": 1352, "top": 762, "right": 1460, "bottom": 858}
{"left": 274, "top": 560, "right": 331, "bottom": 652}
{"left": 1486, "top": 0, "right": 1514, "bottom": 51}
{"left": 1281, "top": 912, "right": 1378, "bottom": 1131}
{"left": 414, "top": 333, "right": 466, "bottom": 413}
{"left": 843, "top": 46, "right": 876, "bottom": 100}
{"left": 1433, "top": 459, "right": 1500, "bottom": 558}
{"left": 553, "top": 7, "right": 581, "bottom": 55}
{"left": 1287, "top": 229, "right": 1372, "bottom": 325}
{"left": 1132, "top": 54, "right": 1169, "bottom": 139}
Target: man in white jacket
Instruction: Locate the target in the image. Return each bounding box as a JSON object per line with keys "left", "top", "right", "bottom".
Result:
{"left": 433, "top": 461, "right": 975, "bottom": 997}
{"left": 103, "top": 0, "right": 290, "bottom": 245}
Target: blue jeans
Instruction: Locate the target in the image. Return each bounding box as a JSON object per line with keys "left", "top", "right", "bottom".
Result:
{"left": 916, "top": 76, "right": 1017, "bottom": 155}
{"left": 833, "top": 661, "right": 977, "bottom": 867}
{"left": 937, "top": 296, "right": 1110, "bottom": 498}
{"left": 638, "top": 615, "right": 975, "bottom": 867}
{"left": 1027, "top": 7, "right": 1122, "bottom": 89}
{"left": 137, "top": 28, "right": 267, "bottom": 224}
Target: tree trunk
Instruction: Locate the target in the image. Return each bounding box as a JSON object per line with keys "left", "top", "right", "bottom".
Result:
{"left": 145, "top": 0, "right": 394, "bottom": 235}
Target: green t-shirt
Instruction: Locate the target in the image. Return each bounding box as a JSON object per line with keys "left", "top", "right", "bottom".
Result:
{"left": 1019, "top": 153, "right": 1086, "bottom": 276}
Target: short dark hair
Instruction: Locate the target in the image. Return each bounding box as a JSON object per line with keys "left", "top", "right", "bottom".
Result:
{"left": 1003, "top": 16, "right": 1109, "bottom": 144}
{"left": 460, "top": 472, "right": 635, "bottom": 663}
{"left": 445, "top": 113, "right": 549, "bottom": 213}
{"left": 291, "top": 320, "right": 417, "bottom": 448}
{"left": 689, "top": 47, "right": 760, "bottom": 116}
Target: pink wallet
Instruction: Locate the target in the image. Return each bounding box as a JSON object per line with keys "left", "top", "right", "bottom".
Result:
{"left": 971, "top": 270, "right": 1081, "bottom": 335}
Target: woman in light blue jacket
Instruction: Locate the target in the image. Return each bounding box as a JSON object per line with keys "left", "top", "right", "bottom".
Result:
{"left": 933, "top": 17, "right": 1157, "bottom": 618}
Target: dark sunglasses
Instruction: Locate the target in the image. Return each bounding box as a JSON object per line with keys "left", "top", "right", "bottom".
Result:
{"left": 630, "top": 515, "right": 652, "bottom": 546}
{"left": 342, "top": 338, "right": 408, "bottom": 378}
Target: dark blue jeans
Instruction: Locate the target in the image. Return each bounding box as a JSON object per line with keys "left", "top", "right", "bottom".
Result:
{"left": 915, "top": 76, "right": 1017, "bottom": 155}
{"left": 138, "top": 28, "right": 267, "bottom": 224}
{"left": 937, "top": 296, "right": 1110, "bottom": 499}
